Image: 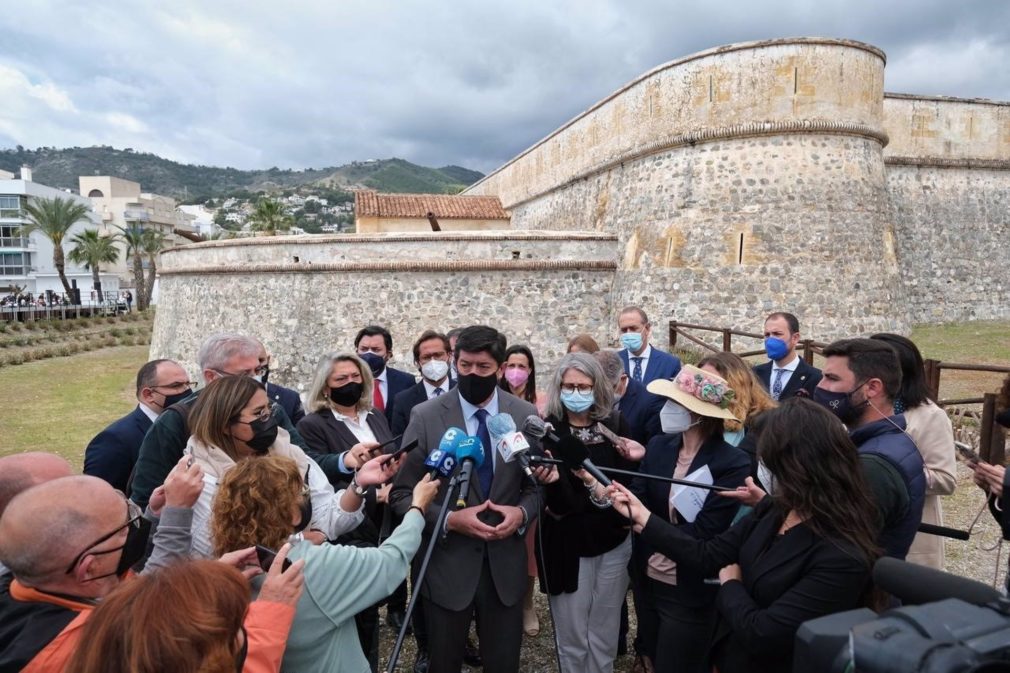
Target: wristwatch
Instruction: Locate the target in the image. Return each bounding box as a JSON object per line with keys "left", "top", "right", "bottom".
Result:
{"left": 350, "top": 477, "right": 368, "bottom": 497}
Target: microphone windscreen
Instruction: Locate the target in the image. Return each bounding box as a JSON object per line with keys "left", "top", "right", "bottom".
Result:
{"left": 437, "top": 427, "right": 467, "bottom": 455}
{"left": 488, "top": 413, "right": 517, "bottom": 437}
{"left": 552, "top": 433, "right": 589, "bottom": 469}
{"left": 872, "top": 557, "right": 1001, "bottom": 607}
{"left": 522, "top": 415, "right": 547, "bottom": 439}
{"left": 455, "top": 436, "right": 485, "bottom": 468}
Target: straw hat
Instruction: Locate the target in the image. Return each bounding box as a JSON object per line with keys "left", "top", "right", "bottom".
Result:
{"left": 647, "top": 364, "right": 739, "bottom": 420}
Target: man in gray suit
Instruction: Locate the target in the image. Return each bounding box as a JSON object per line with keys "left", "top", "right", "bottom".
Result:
{"left": 390, "top": 325, "right": 539, "bottom": 673}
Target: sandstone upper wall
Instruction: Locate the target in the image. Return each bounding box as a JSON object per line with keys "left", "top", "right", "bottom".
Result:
{"left": 883, "top": 94, "right": 1010, "bottom": 166}
{"left": 466, "top": 37, "right": 887, "bottom": 210}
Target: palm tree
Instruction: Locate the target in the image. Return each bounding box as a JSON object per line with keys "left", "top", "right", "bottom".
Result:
{"left": 117, "top": 224, "right": 148, "bottom": 311}
{"left": 140, "top": 228, "right": 168, "bottom": 308}
{"left": 20, "top": 196, "right": 92, "bottom": 299}
{"left": 67, "top": 229, "right": 120, "bottom": 303}
{"left": 249, "top": 197, "right": 293, "bottom": 236}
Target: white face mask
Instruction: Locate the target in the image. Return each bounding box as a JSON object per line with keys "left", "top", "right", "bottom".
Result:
{"left": 757, "top": 460, "right": 777, "bottom": 497}
{"left": 421, "top": 359, "right": 449, "bottom": 383}
{"left": 660, "top": 400, "right": 697, "bottom": 434}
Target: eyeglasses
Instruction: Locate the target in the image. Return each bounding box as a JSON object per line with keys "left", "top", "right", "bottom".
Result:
{"left": 561, "top": 384, "right": 594, "bottom": 395}
{"left": 151, "top": 381, "right": 197, "bottom": 392}
{"left": 211, "top": 367, "right": 267, "bottom": 379}
{"left": 234, "top": 406, "right": 272, "bottom": 425}
{"left": 65, "top": 494, "right": 144, "bottom": 574}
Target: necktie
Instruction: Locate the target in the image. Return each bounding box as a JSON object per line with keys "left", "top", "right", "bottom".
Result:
{"left": 372, "top": 381, "right": 384, "bottom": 411}
{"left": 771, "top": 368, "right": 785, "bottom": 401}
{"left": 474, "top": 409, "right": 494, "bottom": 500}
{"left": 433, "top": 387, "right": 443, "bottom": 398}
{"left": 632, "top": 357, "right": 643, "bottom": 383}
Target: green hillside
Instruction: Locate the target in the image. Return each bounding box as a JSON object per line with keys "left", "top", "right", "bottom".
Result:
{"left": 0, "top": 146, "right": 483, "bottom": 202}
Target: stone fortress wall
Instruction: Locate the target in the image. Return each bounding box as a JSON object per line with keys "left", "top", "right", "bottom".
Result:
{"left": 152, "top": 37, "right": 1009, "bottom": 389}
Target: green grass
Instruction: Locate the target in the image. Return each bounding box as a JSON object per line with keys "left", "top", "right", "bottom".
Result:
{"left": 910, "top": 320, "right": 1010, "bottom": 364}
{"left": 0, "top": 345, "right": 148, "bottom": 469}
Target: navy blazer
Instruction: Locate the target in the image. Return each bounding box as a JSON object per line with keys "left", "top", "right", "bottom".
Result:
{"left": 390, "top": 378, "right": 455, "bottom": 439}
{"left": 620, "top": 346, "right": 682, "bottom": 385}
{"left": 84, "top": 406, "right": 153, "bottom": 493}
{"left": 618, "top": 377, "right": 664, "bottom": 445}
{"left": 381, "top": 366, "right": 417, "bottom": 424}
{"left": 752, "top": 358, "right": 823, "bottom": 399}
{"left": 265, "top": 382, "right": 305, "bottom": 426}
{"left": 630, "top": 432, "right": 750, "bottom": 607}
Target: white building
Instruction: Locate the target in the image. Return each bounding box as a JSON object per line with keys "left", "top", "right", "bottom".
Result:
{"left": 178, "top": 204, "right": 221, "bottom": 239}
{"left": 0, "top": 167, "right": 119, "bottom": 300}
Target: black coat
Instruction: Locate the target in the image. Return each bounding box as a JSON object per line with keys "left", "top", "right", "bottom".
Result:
{"left": 390, "top": 378, "right": 455, "bottom": 440}
{"left": 640, "top": 498, "right": 872, "bottom": 673}
{"left": 752, "top": 358, "right": 823, "bottom": 399}
{"left": 382, "top": 366, "right": 417, "bottom": 425}
{"left": 83, "top": 405, "right": 153, "bottom": 493}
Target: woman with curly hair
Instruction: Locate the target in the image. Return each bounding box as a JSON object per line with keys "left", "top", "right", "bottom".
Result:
{"left": 212, "top": 455, "right": 441, "bottom": 673}
{"left": 696, "top": 351, "right": 777, "bottom": 447}
{"left": 66, "top": 560, "right": 254, "bottom": 673}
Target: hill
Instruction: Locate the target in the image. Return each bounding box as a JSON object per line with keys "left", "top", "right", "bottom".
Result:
{"left": 0, "top": 146, "right": 484, "bottom": 202}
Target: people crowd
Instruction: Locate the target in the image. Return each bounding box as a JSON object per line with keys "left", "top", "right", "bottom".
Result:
{"left": 0, "top": 308, "right": 997, "bottom": 673}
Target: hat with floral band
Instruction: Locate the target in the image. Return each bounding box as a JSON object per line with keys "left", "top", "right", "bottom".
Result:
{"left": 647, "top": 364, "right": 738, "bottom": 420}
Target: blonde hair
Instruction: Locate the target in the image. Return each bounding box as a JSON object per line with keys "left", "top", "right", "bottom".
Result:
{"left": 189, "top": 376, "right": 263, "bottom": 460}
{"left": 305, "top": 352, "right": 373, "bottom": 414}
{"left": 697, "top": 352, "right": 777, "bottom": 432}
{"left": 211, "top": 455, "right": 303, "bottom": 556}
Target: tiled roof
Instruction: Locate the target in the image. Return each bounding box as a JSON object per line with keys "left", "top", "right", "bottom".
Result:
{"left": 354, "top": 191, "right": 509, "bottom": 220}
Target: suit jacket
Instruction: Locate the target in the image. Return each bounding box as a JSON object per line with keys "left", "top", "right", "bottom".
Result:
{"left": 390, "top": 379, "right": 456, "bottom": 439}
{"left": 618, "top": 377, "right": 664, "bottom": 445}
{"left": 620, "top": 346, "right": 682, "bottom": 385}
{"left": 265, "top": 382, "right": 305, "bottom": 426}
{"left": 631, "top": 433, "right": 750, "bottom": 606}
{"left": 752, "top": 358, "right": 822, "bottom": 399}
{"left": 389, "top": 390, "right": 540, "bottom": 611}
{"left": 381, "top": 367, "right": 417, "bottom": 424}
{"left": 84, "top": 406, "right": 153, "bottom": 493}
{"left": 640, "top": 498, "right": 872, "bottom": 673}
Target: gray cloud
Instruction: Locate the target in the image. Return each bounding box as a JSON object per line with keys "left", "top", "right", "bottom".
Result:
{"left": 1, "top": 0, "right": 1007, "bottom": 173}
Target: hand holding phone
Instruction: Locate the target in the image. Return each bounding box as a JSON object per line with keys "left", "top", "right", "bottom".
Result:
{"left": 256, "top": 544, "right": 292, "bottom": 572}
{"left": 955, "top": 441, "right": 980, "bottom": 465}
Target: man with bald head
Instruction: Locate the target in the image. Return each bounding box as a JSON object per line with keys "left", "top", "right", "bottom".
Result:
{"left": 0, "top": 452, "right": 74, "bottom": 577}
{"left": 84, "top": 358, "right": 194, "bottom": 493}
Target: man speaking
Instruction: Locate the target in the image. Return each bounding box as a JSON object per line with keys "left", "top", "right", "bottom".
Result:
{"left": 390, "top": 325, "right": 539, "bottom": 673}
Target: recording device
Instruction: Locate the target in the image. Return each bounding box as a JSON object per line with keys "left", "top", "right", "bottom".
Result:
{"left": 548, "top": 430, "right": 613, "bottom": 487}
{"left": 386, "top": 438, "right": 419, "bottom": 461}
{"left": 528, "top": 454, "right": 565, "bottom": 467}
{"left": 794, "top": 558, "right": 1010, "bottom": 673}
{"left": 522, "top": 414, "right": 561, "bottom": 443}
{"left": 454, "top": 436, "right": 485, "bottom": 507}
{"left": 423, "top": 446, "right": 459, "bottom": 480}
{"left": 377, "top": 434, "right": 403, "bottom": 451}
{"left": 955, "top": 441, "right": 981, "bottom": 465}
{"left": 255, "top": 544, "right": 292, "bottom": 572}
{"left": 488, "top": 413, "right": 534, "bottom": 478}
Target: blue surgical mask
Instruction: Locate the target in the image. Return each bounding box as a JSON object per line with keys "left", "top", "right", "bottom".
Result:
{"left": 561, "top": 390, "right": 594, "bottom": 413}
{"left": 620, "top": 333, "right": 643, "bottom": 352}
{"left": 764, "top": 337, "right": 790, "bottom": 361}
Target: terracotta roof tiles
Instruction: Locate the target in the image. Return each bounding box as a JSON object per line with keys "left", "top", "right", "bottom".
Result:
{"left": 354, "top": 191, "right": 509, "bottom": 220}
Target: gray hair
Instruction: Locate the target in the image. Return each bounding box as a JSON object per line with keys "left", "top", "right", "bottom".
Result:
{"left": 305, "top": 352, "right": 374, "bottom": 413}
{"left": 544, "top": 352, "right": 614, "bottom": 422}
{"left": 593, "top": 350, "right": 626, "bottom": 387}
{"left": 197, "top": 333, "right": 260, "bottom": 375}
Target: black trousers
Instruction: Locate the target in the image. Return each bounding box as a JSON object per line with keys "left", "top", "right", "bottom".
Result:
{"left": 646, "top": 579, "right": 716, "bottom": 673}
{"left": 424, "top": 556, "right": 522, "bottom": 673}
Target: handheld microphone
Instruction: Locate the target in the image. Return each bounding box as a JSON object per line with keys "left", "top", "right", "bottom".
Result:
{"left": 489, "top": 413, "right": 534, "bottom": 478}
{"left": 522, "top": 415, "right": 560, "bottom": 443}
{"left": 454, "top": 436, "right": 485, "bottom": 508}
{"left": 423, "top": 447, "right": 458, "bottom": 480}
{"left": 551, "top": 431, "right": 612, "bottom": 487}
{"left": 872, "top": 556, "right": 1002, "bottom": 607}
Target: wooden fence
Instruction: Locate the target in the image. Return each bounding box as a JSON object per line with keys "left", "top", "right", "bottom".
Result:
{"left": 668, "top": 320, "right": 1008, "bottom": 463}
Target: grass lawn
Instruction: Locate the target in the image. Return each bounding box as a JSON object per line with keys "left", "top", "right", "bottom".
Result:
{"left": 910, "top": 320, "right": 1010, "bottom": 400}
{"left": 0, "top": 345, "right": 148, "bottom": 469}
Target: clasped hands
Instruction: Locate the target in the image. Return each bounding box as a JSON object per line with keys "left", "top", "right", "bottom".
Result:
{"left": 448, "top": 501, "right": 524, "bottom": 541}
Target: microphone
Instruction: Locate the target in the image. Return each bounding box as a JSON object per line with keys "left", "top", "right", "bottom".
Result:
{"left": 488, "top": 413, "right": 534, "bottom": 478}
{"left": 550, "top": 431, "right": 612, "bottom": 487}
{"left": 522, "top": 415, "right": 560, "bottom": 443}
{"left": 454, "top": 436, "right": 485, "bottom": 508}
{"left": 872, "top": 557, "right": 1002, "bottom": 607}
{"left": 423, "top": 447, "right": 458, "bottom": 480}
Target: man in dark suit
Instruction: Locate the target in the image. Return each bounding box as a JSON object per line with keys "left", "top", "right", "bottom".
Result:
{"left": 618, "top": 305, "right": 682, "bottom": 385}
{"left": 752, "top": 312, "right": 823, "bottom": 400}
{"left": 83, "top": 358, "right": 193, "bottom": 493}
{"left": 391, "top": 330, "right": 455, "bottom": 438}
{"left": 254, "top": 339, "right": 305, "bottom": 425}
{"left": 594, "top": 350, "right": 663, "bottom": 445}
{"left": 356, "top": 325, "right": 417, "bottom": 425}
{"left": 390, "top": 325, "right": 539, "bottom": 673}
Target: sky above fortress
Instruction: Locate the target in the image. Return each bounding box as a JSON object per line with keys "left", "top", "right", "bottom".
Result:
{"left": 1, "top": 1, "right": 1008, "bottom": 174}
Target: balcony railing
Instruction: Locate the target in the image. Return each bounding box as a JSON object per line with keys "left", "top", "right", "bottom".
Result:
{"left": 0, "top": 236, "right": 32, "bottom": 249}
{"left": 123, "top": 208, "right": 150, "bottom": 221}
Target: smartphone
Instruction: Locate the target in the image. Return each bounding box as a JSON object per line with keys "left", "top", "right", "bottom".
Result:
{"left": 255, "top": 544, "right": 292, "bottom": 572}
{"left": 955, "top": 441, "right": 980, "bottom": 465}
{"left": 594, "top": 422, "right": 623, "bottom": 447}
{"left": 377, "top": 434, "right": 403, "bottom": 451}
{"left": 387, "top": 438, "right": 419, "bottom": 461}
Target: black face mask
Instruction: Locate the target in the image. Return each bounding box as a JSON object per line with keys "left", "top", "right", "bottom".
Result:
{"left": 245, "top": 415, "right": 279, "bottom": 454}
{"left": 293, "top": 495, "right": 312, "bottom": 532}
{"left": 84, "top": 517, "right": 153, "bottom": 581}
{"left": 260, "top": 366, "right": 270, "bottom": 385}
{"left": 359, "top": 352, "right": 386, "bottom": 377}
{"left": 329, "top": 381, "right": 363, "bottom": 407}
{"left": 812, "top": 381, "right": 869, "bottom": 426}
{"left": 457, "top": 372, "right": 499, "bottom": 406}
{"left": 161, "top": 388, "right": 192, "bottom": 409}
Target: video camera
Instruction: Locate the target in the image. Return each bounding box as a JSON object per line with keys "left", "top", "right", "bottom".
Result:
{"left": 795, "top": 558, "right": 1010, "bottom": 672}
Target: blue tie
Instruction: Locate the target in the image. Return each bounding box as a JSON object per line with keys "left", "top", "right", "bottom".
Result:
{"left": 771, "top": 368, "right": 785, "bottom": 401}
{"left": 632, "top": 357, "right": 643, "bottom": 383}
{"left": 474, "top": 409, "right": 494, "bottom": 500}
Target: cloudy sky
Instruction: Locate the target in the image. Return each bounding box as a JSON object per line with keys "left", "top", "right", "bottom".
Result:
{"left": 1, "top": 1, "right": 1008, "bottom": 173}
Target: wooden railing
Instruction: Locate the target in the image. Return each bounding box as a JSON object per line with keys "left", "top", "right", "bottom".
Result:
{"left": 668, "top": 319, "right": 1008, "bottom": 463}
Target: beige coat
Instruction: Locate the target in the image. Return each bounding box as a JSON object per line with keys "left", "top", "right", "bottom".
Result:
{"left": 903, "top": 401, "right": 957, "bottom": 569}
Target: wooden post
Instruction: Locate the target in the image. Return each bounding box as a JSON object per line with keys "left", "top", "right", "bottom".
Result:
{"left": 802, "top": 340, "right": 814, "bottom": 365}
{"left": 923, "top": 359, "right": 942, "bottom": 402}
{"left": 669, "top": 321, "right": 678, "bottom": 349}
{"left": 722, "top": 328, "right": 732, "bottom": 352}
